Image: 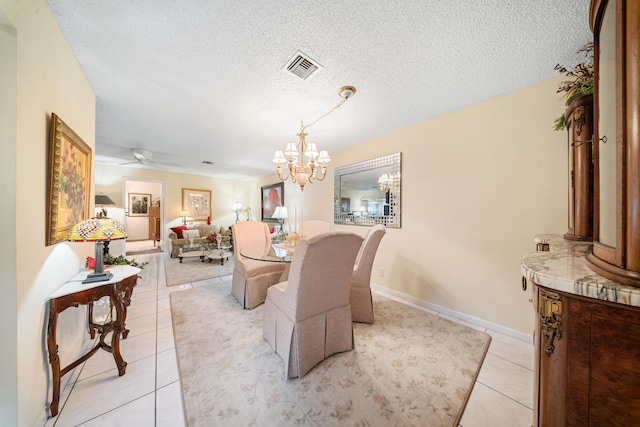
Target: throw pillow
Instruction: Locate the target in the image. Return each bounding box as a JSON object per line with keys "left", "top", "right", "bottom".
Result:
{"left": 183, "top": 229, "right": 200, "bottom": 239}
{"left": 170, "top": 225, "right": 188, "bottom": 239}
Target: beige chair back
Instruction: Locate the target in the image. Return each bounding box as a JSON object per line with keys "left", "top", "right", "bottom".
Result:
{"left": 263, "top": 231, "right": 363, "bottom": 378}
{"left": 287, "top": 231, "right": 363, "bottom": 321}
{"left": 231, "top": 221, "right": 271, "bottom": 261}
{"left": 350, "top": 224, "right": 386, "bottom": 323}
{"left": 354, "top": 225, "right": 386, "bottom": 280}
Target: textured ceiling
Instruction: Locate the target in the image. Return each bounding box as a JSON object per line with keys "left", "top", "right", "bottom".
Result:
{"left": 47, "top": 0, "right": 592, "bottom": 180}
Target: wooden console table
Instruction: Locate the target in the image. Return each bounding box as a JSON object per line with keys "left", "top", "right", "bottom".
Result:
{"left": 522, "top": 236, "right": 640, "bottom": 426}
{"left": 46, "top": 265, "right": 140, "bottom": 417}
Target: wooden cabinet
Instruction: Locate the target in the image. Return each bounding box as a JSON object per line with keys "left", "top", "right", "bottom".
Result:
{"left": 149, "top": 206, "right": 161, "bottom": 245}
{"left": 585, "top": 0, "right": 640, "bottom": 286}
{"left": 564, "top": 95, "right": 594, "bottom": 241}
{"left": 533, "top": 283, "right": 640, "bottom": 426}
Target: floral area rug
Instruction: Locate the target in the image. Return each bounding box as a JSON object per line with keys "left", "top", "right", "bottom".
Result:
{"left": 170, "top": 281, "right": 491, "bottom": 426}
{"left": 164, "top": 256, "right": 234, "bottom": 286}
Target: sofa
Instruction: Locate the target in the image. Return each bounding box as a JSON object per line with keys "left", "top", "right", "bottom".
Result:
{"left": 168, "top": 223, "right": 232, "bottom": 258}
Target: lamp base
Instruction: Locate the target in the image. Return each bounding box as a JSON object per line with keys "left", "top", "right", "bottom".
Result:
{"left": 82, "top": 271, "right": 114, "bottom": 284}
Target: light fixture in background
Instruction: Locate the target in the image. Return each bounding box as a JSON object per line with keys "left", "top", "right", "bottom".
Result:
{"left": 67, "top": 218, "right": 127, "bottom": 284}
{"left": 273, "top": 86, "right": 356, "bottom": 191}
{"left": 95, "top": 194, "right": 116, "bottom": 219}
{"left": 232, "top": 202, "right": 244, "bottom": 223}
{"left": 271, "top": 206, "right": 289, "bottom": 241}
{"left": 378, "top": 174, "right": 391, "bottom": 193}
{"left": 378, "top": 171, "right": 401, "bottom": 193}
{"left": 180, "top": 210, "right": 190, "bottom": 225}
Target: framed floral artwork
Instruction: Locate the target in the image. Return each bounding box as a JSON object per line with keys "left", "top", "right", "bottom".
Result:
{"left": 46, "top": 113, "right": 92, "bottom": 245}
{"left": 261, "top": 182, "right": 284, "bottom": 221}
{"left": 182, "top": 188, "right": 211, "bottom": 221}
{"left": 128, "top": 193, "right": 151, "bottom": 216}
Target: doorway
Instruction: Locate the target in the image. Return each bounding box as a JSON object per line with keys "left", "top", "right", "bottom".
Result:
{"left": 123, "top": 178, "right": 166, "bottom": 255}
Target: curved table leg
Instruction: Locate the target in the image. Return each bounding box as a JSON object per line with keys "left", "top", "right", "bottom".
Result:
{"left": 47, "top": 301, "right": 61, "bottom": 416}
{"left": 110, "top": 286, "right": 127, "bottom": 376}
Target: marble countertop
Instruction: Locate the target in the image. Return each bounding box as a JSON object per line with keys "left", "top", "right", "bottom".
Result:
{"left": 521, "top": 235, "right": 640, "bottom": 308}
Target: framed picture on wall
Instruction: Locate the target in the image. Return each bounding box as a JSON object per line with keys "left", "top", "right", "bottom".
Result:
{"left": 182, "top": 188, "right": 211, "bottom": 221}
{"left": 261, "top": 182, "right": 284, "bottom": 221}
{"left": 46, "top": 113, "right": 92, "bottom": 245}
{"left": 129, "top": 193, "right": 151, "bottom": 216}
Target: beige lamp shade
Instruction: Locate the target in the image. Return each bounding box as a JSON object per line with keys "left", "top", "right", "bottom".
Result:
{"left": 95, "top": 194, "right": 116, "bottom": 206}
{"left": 272, "top": 206, "right": 288, "bottom": 219}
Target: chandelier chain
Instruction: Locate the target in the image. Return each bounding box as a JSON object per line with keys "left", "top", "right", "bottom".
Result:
{"left": 274, "top": 86, "right": 355, "bottom": 191}
{"left": 300, "top": 97, "right": 349, "bottom": 131}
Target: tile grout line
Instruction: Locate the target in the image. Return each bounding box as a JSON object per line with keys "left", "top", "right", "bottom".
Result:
{"left": 154, "top": 252, "right": 163, "bottom": 426}
{"left": 474, "top": 378, "right": 534, "bottom": 411}
{"left": 485, "top": 351, "right": 534, "bottom": 372}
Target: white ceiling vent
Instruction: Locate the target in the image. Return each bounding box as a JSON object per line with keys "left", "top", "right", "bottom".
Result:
{"left": 284, "top": 51, "right": 322, "bottom": 80}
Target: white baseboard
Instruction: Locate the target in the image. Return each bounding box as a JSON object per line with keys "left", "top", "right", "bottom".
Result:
{"left": 371, "top": 283, "right": 533, "bottom": 344}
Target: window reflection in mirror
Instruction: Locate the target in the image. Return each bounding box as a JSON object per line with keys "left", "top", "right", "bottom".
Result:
{"left": 334, "top": 152, "right": 401, "bottom": 227}
{"left": 598, "top": 0, "right": 616, "bottom": 247}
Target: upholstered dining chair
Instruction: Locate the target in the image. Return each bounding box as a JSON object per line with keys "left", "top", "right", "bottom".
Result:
{"left": 350, "top": 224, "right": 386, "bottom": 323}
{"left": 231, "top": 221, "right": 287, "bottom": 309}
{"left": 300, "top": 220, "right": 331, "bottom": 238}
{"left": 263, "top": 231, "right": 363, "bottom": 379}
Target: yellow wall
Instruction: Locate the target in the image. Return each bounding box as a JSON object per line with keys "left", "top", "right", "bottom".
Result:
{"left": 0, "top": 0, "right": 96, "bottom": 425}
{"left": 0, "top": 11, "right": 18, "bottom": 426}
{"left": 314, "top": 77, "right": 568, "bottom": 334}
{"left": 252, "top": 79, "right": 567, "bottom": 337}
{"left": 95, "top": 164, "right": 255, "bottom": 244}
{"left": 0, "top": 0, "right": 571, "bottom": 422}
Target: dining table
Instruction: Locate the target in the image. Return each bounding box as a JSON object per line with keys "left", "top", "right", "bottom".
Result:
{"left": 240, "top": 243, "right": 295, "bottom": 281}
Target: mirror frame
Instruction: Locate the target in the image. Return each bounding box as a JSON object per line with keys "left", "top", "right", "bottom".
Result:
{"left": 333, "top": 152, "right": 401, "bottom": 228}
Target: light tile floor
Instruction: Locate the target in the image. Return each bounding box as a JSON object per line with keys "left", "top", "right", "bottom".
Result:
{"left": 44, "top": 252, "right": 534, "bottom": 427}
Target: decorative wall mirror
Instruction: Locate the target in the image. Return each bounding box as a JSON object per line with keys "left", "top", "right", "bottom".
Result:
{"left": 334, "top": 152, "right": 401, "bottom": 228}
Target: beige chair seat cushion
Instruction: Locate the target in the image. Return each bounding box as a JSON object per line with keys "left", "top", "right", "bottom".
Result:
{"left": 234, "top": 258, "right": 286, "bottom": 279}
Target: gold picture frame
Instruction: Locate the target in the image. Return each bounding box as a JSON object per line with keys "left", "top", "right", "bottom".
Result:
{"left": 182, "top": 188, "right": 211, "bottom": 221}
{"left": 46, "top": 113, "right": 92, "bottom": 245}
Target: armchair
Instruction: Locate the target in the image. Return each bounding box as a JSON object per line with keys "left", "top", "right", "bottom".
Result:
{"left": 231, "top": 221, "right": 286, "bottom": 309}
{"left": 263, "top": 231, "right": 363, "bottom": 378}
{"left": 350, "top": 225, "right": 386, "bottom": 323}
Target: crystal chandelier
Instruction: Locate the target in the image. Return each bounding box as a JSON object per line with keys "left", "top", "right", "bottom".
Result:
{"left": 378, "top": 171, "right": 401, "bottom": 193}
{"left": 272, "top": 86, "right": 356, "bottom": 191}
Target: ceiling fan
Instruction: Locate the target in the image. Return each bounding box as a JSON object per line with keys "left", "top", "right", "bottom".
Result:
{"left": 119, "top": 148, "right": 157, "bottom": 166}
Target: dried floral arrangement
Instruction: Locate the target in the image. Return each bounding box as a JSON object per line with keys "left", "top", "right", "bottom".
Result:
{"left": 553, "top": 42, "right": 594, "bottom": 131}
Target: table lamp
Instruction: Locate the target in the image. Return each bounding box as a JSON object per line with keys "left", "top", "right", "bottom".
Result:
{"left": 180, "top": 210, "right": 190, "bottom": 225}
{"left": 67, "top": 218, "right": 127, "bottom": 284}
{"left": 272, "top": 206, "right": 288, "bottom": 241}
{"left": 95, "top": 194, "right": 116, "bottom": 219}
{"left": 232, "top": 202, "right": 244, "bottom": 223}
